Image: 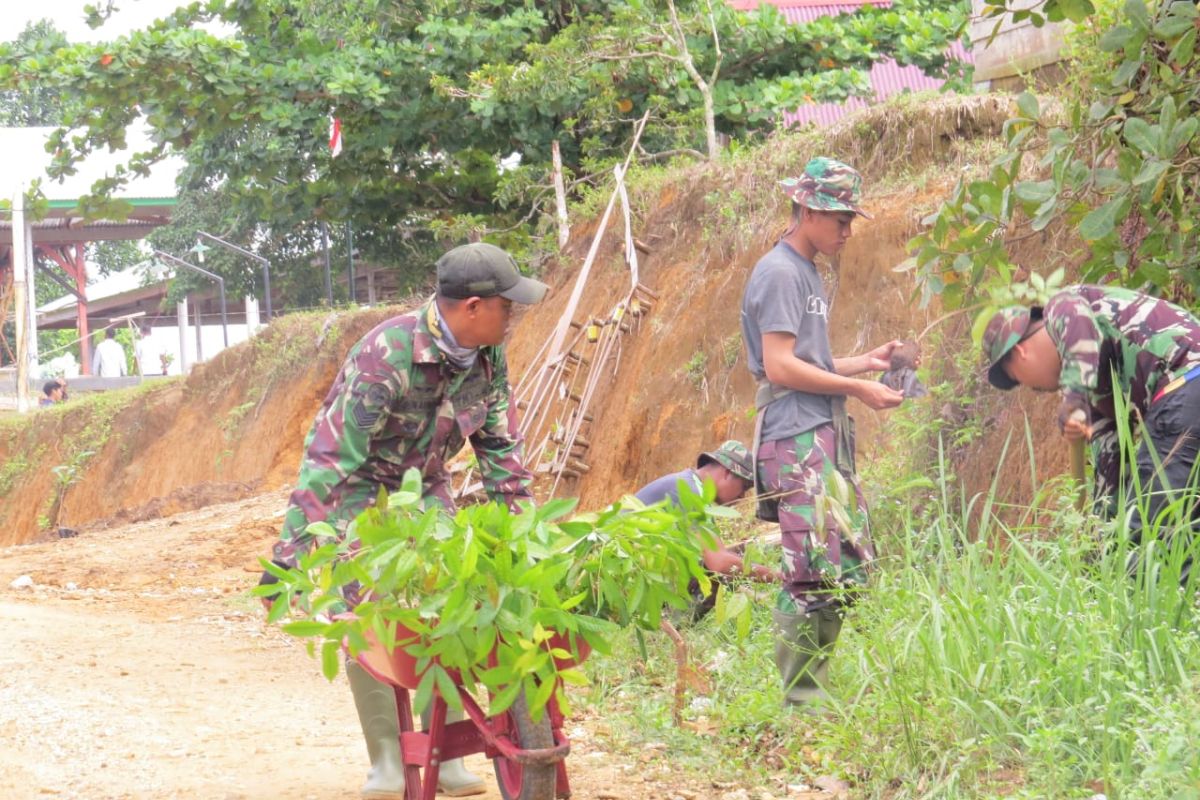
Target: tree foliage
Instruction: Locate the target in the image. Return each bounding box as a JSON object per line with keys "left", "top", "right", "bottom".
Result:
{"left": 910, "top": 0, "right": 1200, "bottom": 317}
{"left": 0, "top": 20, "right": 74, "bottom": 127}
{"left": 1, "top": 0, "right": 970, "bottom": 240}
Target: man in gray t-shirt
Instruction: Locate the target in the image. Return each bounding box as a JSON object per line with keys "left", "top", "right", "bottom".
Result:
{"left": 741, "top": 157, "right": 906, "bottom": 709}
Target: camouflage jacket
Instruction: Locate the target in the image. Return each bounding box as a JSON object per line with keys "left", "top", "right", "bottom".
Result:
{"left": 273, "top": 300, "right": 533, "bottom": 566}
{"left": 1045, "top": 285, "right": 1200, "bottom": 500}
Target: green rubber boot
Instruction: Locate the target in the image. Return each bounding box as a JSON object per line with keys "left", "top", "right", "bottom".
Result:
{"left": 421, "top": 706, "right": 487, "bottom": 797}
{"left": 772, "top": 605, "right": 843, "bottom": 709}
{"left": 347, "top": 661, "right": 406, "bottom": 800}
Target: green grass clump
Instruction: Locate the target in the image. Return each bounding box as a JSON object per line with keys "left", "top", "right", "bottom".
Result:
{"left": 581, "top": 426, "right": 1200, "bottom": 799}
{"left": 823, "top": 430, "right": 1200, "bottom": 799}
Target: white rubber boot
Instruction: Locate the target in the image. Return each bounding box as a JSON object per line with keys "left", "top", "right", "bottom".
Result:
{"left": 347, "top": 661, "right": 406, "bottom": 800}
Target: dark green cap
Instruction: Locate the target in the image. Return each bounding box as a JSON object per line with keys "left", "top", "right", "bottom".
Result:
{"left": 436, "top": 243, "right": 549, "bottom": 304}
{"left": 981, "top": 305, "right": 1043, "bottom": 390}
{"left": 698, "top": 440, "right": 754, "bottom": 483}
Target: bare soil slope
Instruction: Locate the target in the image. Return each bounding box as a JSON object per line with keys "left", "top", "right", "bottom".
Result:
{"left": 0, "top": 309, "right": 399, "bottom": 546}
{"left": 2, "top": 95, "right": 1071, "bottom": 546}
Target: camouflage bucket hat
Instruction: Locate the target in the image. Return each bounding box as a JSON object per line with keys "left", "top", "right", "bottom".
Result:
{"left": 698, "top": 440, "right": 754, "bottom": 484}
{"left": 981, "top": 305, "right": 1043, "bottom": 390}
{"left": 779, "top": 156, "right": 872, "bottom": 219}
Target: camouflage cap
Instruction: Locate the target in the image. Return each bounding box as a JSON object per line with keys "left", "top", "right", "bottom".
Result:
{"left": 780, "top": 157, "right": 871, "bottom": 219}
{"left": 697, "top": 440, "right": 754, "bottom": 484}
{"left": 981, "top": 305, "right": 1043, "bottom": 390}
{"left": 436, "top": 242, "right": 549, "bottom": 304}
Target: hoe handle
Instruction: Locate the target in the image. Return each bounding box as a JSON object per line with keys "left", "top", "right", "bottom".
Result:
{"left": 1068, "top": 409, "right": 1088, "bottom": 512}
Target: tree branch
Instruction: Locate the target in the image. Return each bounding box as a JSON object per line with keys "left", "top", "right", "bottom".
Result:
{"left": 665, "top": 0, "right": 720, "bottom": 159}
{"left": 637, "top": 145, "right": 705, "bottom": 161}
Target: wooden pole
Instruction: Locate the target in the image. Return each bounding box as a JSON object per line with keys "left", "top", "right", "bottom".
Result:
{"left": 177, "top": 297, "right": 190, "bottom": 373}
{"left": 73, "top": 245, "right": 90, "bottom": 375}
{"left": 539, "top": 112, "right": 650, "bottom": 378}
{"left": 11, "top": 186, "right": 30, "bottom": 412}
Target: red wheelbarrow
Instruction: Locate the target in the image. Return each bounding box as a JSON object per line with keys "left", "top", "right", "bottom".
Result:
{"left": 354, "top": 627, "right": 588, "bottom": 800}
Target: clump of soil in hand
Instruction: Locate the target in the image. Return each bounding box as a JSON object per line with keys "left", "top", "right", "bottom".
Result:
{"left": 889, "top": 340, "right": 921, "bottom": 371}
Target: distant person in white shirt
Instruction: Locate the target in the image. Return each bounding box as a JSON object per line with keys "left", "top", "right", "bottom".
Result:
{"left": 134, "top": 323, "right": 162, "bottom": 376}
{"left": 92, "top": 329, "right": 127, "bottom": 377}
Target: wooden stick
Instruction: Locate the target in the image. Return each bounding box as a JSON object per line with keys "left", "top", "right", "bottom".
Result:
{"left": 660, "top": 619, "right": 689, "bottom": 727}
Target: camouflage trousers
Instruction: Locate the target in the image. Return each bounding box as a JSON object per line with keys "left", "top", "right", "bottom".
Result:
{"left": 757, "top": 423, "right": 874, "bottom": 614}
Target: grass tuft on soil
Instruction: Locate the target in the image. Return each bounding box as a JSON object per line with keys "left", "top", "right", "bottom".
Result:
{"left": 584, "top": 431, "right": 1200, "bottom": 799}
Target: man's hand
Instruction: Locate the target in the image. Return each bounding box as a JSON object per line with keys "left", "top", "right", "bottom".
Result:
{"left": 258, "top": 559, "right": 293, "bottom": 612}
{"left": 862, "top": 340, "right": 907, "bottom": 372}
{"left": 1057, "top": 399, "right": 1092, "bottom": 441}
{"left": 852, "top": 380, "right": 905, "bottom": 410}
{"left": 1062, "top": 413, "right": 1092, "bottom": 442}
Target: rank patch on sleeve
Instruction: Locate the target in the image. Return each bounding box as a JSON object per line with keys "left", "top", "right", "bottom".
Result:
{"left": 351, "top": 381, "right": 392, "bottom": 430}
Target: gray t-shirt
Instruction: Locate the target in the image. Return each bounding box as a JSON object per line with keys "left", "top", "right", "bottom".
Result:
{"left": 633, "top": 469, "right": 703, "bottom": 507}
{"left": 740, "top": 241, "right": 834, "bottom": 441}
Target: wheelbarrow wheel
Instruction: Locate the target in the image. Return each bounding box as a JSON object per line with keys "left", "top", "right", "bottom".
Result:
{"left": 493, "top": 689, "right": 556, "bottom": 800}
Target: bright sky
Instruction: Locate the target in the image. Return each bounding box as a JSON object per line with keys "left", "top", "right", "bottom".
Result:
{"left": 5, "top": 0, "right": 195, "bottom": 42}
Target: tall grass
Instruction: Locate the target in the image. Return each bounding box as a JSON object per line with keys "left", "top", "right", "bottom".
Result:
{"left": 582, "top": 417, "right": 1200, "bottom": 799}
{"left": 828, "top": 425, "right": 1200, "bottom": 799}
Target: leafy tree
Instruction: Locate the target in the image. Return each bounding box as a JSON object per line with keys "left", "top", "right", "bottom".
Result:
{"left": 453, "top": 0, "right": 972, "bottom": 166}
{"left": 0, "top": 0, "right": 971, "bottom": 241}
{"left": 910, "top": 0, "right": 1200, "bottom": 318}
{"left": 1, "top": 18, "right": 117, "bottom": 364}
{"left": 0, "top": 20, "right": 73, "bottom": 126}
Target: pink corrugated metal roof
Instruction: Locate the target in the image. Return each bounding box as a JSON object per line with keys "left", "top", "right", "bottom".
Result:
{"left": 729, "top": 0, "right": 974, "bottom": 128}
{"left": 730, "top": 0, "right": 890, "bottom": 17}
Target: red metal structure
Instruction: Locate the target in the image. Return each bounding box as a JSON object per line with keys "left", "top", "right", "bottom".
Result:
{"left": 354, "top": 627, "right": 588, "bottom": 800}
{"left": 0, "top": 127, "right": 178, "bottom": 375}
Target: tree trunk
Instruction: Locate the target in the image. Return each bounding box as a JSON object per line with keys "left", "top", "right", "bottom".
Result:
{"left": 551, "top": 140, "right": 571, "bottom": 249}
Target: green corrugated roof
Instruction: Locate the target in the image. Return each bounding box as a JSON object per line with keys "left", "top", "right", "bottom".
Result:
{"left": 46, "top": 197, "right": 178, "bottom": 209}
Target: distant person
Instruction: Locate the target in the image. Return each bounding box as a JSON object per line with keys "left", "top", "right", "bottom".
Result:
{"left": 134, "top": 323, "right": 162, "bottom": 376}
{"left": 92, "top": 329, "right": 127, "bottom": 377}
{"left": 39, "top": 379, "right": 66, "bottom": 407}
{"left": 633, "top": 440, "right": 781, "bottom": 588}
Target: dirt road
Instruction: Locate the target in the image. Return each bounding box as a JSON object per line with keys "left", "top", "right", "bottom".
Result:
{"left": 0, "top": 491, "right": 773, "bottom": 800}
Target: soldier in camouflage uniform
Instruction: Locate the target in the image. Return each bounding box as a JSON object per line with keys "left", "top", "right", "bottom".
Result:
{"left": 983, "top": 285, "right": 1200, "bottom": 576}
{"left": 632, "top": 440, "right": 782, "bottom": 620}
{"left": 265, "top": 242, "right": 547, "bottom": 800}
{"left": 740, "top": 157, "right": 906, "bottom": 708}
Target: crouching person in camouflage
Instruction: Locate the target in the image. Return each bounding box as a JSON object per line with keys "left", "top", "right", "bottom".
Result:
{"left": 982, "top": 285, "right": 1200, "bottom": 584}
{"left": 263, "top": 243, "right": 547, "bottom": 799}
{"left": 741, "top": 158, "right": 905, "bottom": 709}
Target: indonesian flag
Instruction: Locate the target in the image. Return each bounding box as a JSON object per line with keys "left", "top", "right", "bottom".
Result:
{"left": 329, "top": 116, "right": 343, "bottom": 157}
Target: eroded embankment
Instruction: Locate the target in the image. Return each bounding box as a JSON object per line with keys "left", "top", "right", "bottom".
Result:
{"left": 1, "top": 94, "right": 1076, "bottom": 545}
{"left": 504, "top": 93, "right": 1071, "bottom": 513}
{"left": 0, "top": 308, "right": 402, "bottom": 545}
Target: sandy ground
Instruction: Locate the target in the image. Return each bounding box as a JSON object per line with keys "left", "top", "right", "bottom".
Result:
{"left": 0, "top": 491, "right": 822, "bottom": 800}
